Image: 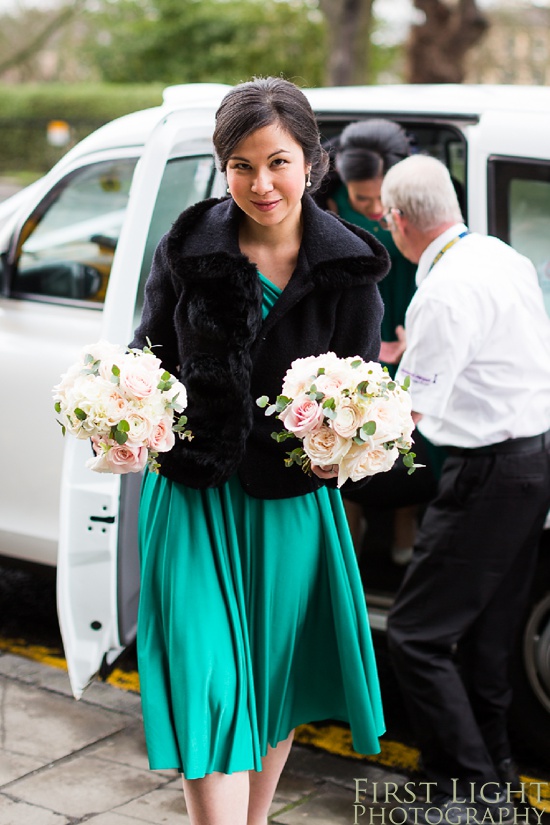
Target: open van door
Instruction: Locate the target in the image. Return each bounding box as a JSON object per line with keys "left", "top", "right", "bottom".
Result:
{"left": 57, "top": 99, "right": 227, "bottom": 698}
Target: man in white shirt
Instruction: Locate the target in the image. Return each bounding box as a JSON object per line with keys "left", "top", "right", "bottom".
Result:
{"left": 380, "top": 155, "right": 550, "bottom": 825}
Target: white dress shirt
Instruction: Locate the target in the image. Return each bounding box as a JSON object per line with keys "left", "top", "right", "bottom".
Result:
{"left": 396, "top": 223, "right": 550, "bottom": 448}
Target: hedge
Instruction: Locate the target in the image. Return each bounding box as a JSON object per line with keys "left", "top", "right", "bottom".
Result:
{"left": 0, "top": 83, "right": 165, "bottom": 173}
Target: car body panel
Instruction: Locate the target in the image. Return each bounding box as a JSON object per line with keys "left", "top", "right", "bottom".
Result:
{"left": 56, "top": 104, "right": 224, "bottom": 696}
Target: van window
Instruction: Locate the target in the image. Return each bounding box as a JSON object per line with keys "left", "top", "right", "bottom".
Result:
{"left": 134, "top": 154, "right": 216, "bottom": 323}
{"left": 488, "top": 157, "right": 550, "bottom": 315}
{"left": 316, "top": 118, "right": 467, "bottom": 218}
{"left": 11, "top": 158, "right": 138, "bottom": 306}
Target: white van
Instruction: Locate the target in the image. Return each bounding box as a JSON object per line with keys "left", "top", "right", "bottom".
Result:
{"left": 1, "top": 82, "right": 549, "bottom": 757}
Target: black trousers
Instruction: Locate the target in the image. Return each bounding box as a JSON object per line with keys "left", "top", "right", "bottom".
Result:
{"left": 387, "top": 440, "right": 550, "bottom": 796}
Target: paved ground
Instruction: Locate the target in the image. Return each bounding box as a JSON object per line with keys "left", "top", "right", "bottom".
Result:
{"left": 0, "top": 652, "right": 408, "bottom": 824}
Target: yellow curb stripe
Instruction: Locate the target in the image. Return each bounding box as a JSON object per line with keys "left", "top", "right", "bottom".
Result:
{"left": 0, "top": 638, "right": 67, "bottom": 670}
{"left": 295, "top": 723, "right": 420, "bottom": 771}
{"left": 2, "top": 638, "right": 548, "bottom": 812}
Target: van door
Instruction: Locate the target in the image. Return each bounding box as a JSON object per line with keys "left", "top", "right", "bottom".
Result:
{"left": 57, "top": 105, "right": 225, "bottom": 698}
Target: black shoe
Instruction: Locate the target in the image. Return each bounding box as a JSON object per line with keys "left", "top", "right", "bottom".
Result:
{"left": 403, "top": 789, "right": 515, "bottom": 825}
{"left": 403, "top": 795, "right": 474, "bottom": 825}
{"left": 474, "top": 786, "right": 515, "bottom": 824}
{"left": 497, "top": 757, "right": 522, "bottom": 790}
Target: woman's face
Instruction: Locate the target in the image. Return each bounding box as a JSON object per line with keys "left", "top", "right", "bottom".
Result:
{"left": 346, "top": 175, "right": 385, "bottom": 221}
{"left": 226, "top": 123, "right": 310, "bottom": 233}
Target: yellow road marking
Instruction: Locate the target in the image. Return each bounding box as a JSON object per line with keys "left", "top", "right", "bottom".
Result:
{"left": 2, "top": 638, "right": 548, "bottom": 811}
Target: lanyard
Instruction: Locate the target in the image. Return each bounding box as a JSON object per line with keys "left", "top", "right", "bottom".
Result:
{"left": 428, "top": 230, "right": 469, "bottom": 272}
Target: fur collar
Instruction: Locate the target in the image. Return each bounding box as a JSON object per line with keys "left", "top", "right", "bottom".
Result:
{"left": 165, "top": 194, "right": 390, "bottom": 289}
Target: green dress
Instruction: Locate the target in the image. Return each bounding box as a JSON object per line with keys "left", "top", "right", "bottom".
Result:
{"left": 332, "top": 184, "right": 417, "bottom": 372}
{"left": 136, "top": 273, "right": 385, "bottom": 779}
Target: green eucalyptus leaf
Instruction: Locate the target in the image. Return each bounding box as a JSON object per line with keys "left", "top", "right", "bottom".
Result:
{"left": 362, "top": 420, "right": 376, "bottom": 437}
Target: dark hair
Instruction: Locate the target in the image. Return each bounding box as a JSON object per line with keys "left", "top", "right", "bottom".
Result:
{"left": 335, "top": 119, "right": 412, "bottom": 183}
{"left": 213, "top": 77, "right": 329, "bottom": 194}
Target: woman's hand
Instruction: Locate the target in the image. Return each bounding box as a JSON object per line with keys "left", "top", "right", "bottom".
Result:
{"left": 311, "top": 463, "right": 339, "bottom": 480}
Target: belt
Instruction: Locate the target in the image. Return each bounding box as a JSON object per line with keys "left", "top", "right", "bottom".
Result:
{"left": 446, "top": 429, "right": 550, "bottom": 457}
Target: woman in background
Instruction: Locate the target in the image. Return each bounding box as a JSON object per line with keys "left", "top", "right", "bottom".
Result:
{"left": 316, "top": 120, "right": 438, "bottom": 564}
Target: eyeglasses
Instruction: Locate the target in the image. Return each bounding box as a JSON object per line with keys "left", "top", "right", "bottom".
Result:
{"left": 379, "top": 207, "right": 403, "bottom": 229}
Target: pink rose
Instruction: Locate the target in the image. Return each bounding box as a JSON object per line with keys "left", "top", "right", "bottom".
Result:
{"left": 279, "top": 393, "right": 324, "bottom": 437}
{"left": 118, "top": 362, "right": 158, "bottom": 400}
{"left": 87, "top": 438, "right": 148, "bottom": 474}
{"left": 148, "top": 416, "right": 176, "bottom": 453}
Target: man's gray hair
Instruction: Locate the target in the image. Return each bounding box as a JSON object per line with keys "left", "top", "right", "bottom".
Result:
{"left": 381, "top": 155, "right": 463, "bottom": 232}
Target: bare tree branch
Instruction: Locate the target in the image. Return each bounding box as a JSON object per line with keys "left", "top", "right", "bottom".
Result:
{"left": 0, "top": 1, "right": 85, "bottom": 77}
{"left": 407, "top": 0, "right": 489, "bottom": 83}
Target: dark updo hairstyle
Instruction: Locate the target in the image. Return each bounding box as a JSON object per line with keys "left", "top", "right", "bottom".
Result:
{"left": 335, "top": 119, "right": 412, "bottom": 183}
{"left": 213, "top": 77, "right": 329, "bottom": 194}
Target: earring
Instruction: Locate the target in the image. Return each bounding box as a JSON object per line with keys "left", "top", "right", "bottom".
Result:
{"left": 226, "top": 186, "right": 231, "bottom": 194}
{"left": 306, "top": 171, "right": 311, "bottom": 188}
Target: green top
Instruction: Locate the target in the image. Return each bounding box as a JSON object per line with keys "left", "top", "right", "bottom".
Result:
{"left": 333, "top": 184, "right": 417, "bottom": 348}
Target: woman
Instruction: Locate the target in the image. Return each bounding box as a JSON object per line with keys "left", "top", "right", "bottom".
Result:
{"left": 317, "top": 121, "right": 439, "bottom": 564}
{"left": 131, "top": 78, "right": 388, "bottom": 825}
{"left": 318, "top": 119, "right": 417, "bottom": 369}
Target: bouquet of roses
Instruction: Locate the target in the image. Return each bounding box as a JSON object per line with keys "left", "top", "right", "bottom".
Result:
{"left": 53, "top": 339, "right": 192, "bottom": 474}
{"left": 257, "top": 352, "right": 418, "bottom": 488}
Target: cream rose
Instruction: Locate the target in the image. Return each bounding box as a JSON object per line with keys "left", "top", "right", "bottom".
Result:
{"left": 338, "top": 443, "right": 399, "bottom": 486}
{"left": 303, "top": 424, "right": 351, "bottom": 467}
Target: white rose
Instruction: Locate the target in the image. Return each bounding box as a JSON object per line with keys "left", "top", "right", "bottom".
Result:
{"left": 83, "top": 339, "right": 124, "bottom": 365}
{"left": 125, "top": 411, "right": 155, "bottom": 446}
{"left": 332, "top": 396, "right": 370, "bottom": 439}
{"left": 163, "top": 378, "right": 187, "bottom": 412}
{"left": 338, "top": 442, "right": 399, "bottom": 487}
{"left": 346, "top": 357, "right": 388, "bottom": 387}
{"left": 303, "top": 424, "right": 351, "bottom": 467}
{"left": 364, "top": 396, "right": 406, "bottom": 445}
{"left": 102, "top": 392, "right": 130, "bottom": 428}
{"left": 281, "top": 352, "right": 341, "bottom": 398}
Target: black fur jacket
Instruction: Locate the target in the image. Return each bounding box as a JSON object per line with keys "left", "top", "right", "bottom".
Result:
{"left": 131, "top": 194, "right": 390, "bottom": 498}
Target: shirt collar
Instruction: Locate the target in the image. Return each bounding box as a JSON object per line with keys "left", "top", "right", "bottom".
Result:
{"left": 416, "top": 222, "right": 469, "bottom": 286}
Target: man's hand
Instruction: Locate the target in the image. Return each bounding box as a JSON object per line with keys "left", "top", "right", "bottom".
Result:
{"left": 379, "top": 324, "right": 407, "bottom": 364}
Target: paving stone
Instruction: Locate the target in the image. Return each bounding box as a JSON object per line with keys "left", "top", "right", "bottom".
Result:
{"left": 0, "top": 750, "right": 44, "bottom": 785}
{"left": 114, "top": 782, "right": 190, "bottom": 823}
{"left": 0, "top": 793, "right": 69, "bottom": 824}
{"left": 81, "top": 814, "right": 152, "bottom": 825}
{"left": 0, "top": 676, "right": 130, "bottom": 765}
{"left": 86, "top": 722, "right": 150, "bottom": 770}
{"left": 271, "top": 787, "right": 357, "bottom": 824}
{"left": 284, "top": 744, "right": 399, "bottom": 792}
{"left": 0, "top": 653, "right": 144, "bottom": 716}
{"left": 7, "top": 753, "right": 164, "bottom": 818}
{"left": 270, "top": 772, "right": 318, "bottom": 817}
